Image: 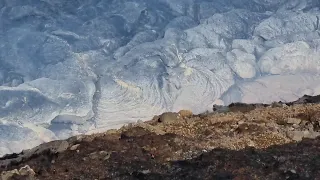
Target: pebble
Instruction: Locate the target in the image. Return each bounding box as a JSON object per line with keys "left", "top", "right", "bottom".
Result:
{"left": 89, "top": 151, "right": 111, "bottom": 160}
{"left": 56, "top": 141, "right": 70, "bottom": 153}
{"left": 238, "top": 120, "right": 245, "bottom": 125}
{"left": 286, "top": 118, "right": 301, "bottom": 125}
{"left": 70, "top": 144, "right": 80, "bottom": 151}
{"left": 247, "top": 140, "right": 255, "bottom": 147}
{"left": 292, "top": 124, "right": 300, "bottom": 129}
{"left": 290, "top": 169, "right": 297, "bottom": 174}
{"left": 141, "top": 170, "right": 151, "bottom": 174}
{"left": 100, "top": 151, "right": 111, "bottom": 160}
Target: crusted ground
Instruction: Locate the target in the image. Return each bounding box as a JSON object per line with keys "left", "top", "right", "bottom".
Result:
{"left": 1, "top": 95, "right": 320, "bottom": 180}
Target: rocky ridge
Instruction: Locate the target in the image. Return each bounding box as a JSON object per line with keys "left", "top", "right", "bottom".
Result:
{"left": 1, "top": 95, "right": 320, "bottom": 179}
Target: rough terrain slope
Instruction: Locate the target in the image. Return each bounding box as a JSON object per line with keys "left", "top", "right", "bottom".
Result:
{"left": 1, "top": 95, "right": 320, "bottom": 180}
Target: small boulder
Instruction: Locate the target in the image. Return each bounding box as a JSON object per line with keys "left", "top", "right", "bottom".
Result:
{"left": 286, "top": 130, "right": 320, "bottom": 141}
{"left": 178, "top": 110, "right": 193, "bottom": 118}
{"left": 304, "top": 131, "right": 320, "bottom": 139}
{"left": 212, "top": 105, "right": 229, "bottom": 113}
{"left": 89, "top": 151, "right": 111, "bottom": 161}
{"left": 56, "top": 141, "right": 69, "bottom": 153}
{"left": 19, "top": 165, "right": 35, "bottom": 177}
{"left": 158, "top": 112, "right": 180, "bottom": 124}
{"left": 1, "top": 165, "right": 35, "bottom": 180}
{"left": 286, "top": 118, "right": 301, "bottom": 125}
{"left": 70, "top": 144, "right": 80, "bottom": 151}
{"left": 287, "top": 131, "right": 304, "bottom": 141}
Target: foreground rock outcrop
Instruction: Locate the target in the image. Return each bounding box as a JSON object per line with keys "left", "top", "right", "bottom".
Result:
{"left": 1, "top": 95, "right": 320, "bottom": 180}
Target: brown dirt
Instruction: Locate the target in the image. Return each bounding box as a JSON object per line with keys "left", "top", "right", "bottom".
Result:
{"left": 2, "top": 96, "right": 320, "bottom": 180}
